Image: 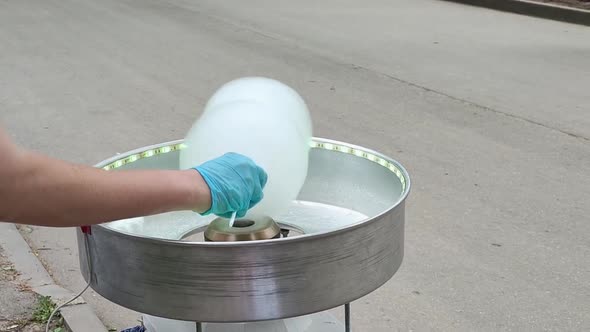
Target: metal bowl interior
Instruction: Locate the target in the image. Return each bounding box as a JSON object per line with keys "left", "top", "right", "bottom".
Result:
{"left": 100, "top": 138, "right": 408, "bottom": 242}
{"left": 78, "top": 138, "right": 410, "bottom": 322}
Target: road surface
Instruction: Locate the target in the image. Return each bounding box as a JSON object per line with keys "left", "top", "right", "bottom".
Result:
{"left": 1, "top": 0, "right": 589, "bottom": 330}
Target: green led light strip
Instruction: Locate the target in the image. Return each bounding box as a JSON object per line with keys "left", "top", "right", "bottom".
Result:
{"left": 102, "top": 141, "right": 407, "bottom": 191}
{"left": 311, "top": 142, "right": 406, "bottom": 191}
{"left": 101, "top": 143, "right": 185, "bottom": 171}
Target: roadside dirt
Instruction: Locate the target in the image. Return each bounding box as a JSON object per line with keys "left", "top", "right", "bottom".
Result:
{"left": 0, "top": 247, "right": 60, "bottom": 332}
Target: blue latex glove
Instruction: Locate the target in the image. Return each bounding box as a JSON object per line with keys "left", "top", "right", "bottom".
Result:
{"left": 194, "top": 152, "right": 267, "bottom": 218}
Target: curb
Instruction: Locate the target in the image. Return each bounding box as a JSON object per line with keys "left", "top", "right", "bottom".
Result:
{"left": 0, "top": 223, "right": 108, "bottom": 332}
{"left": 441, "top": 0, "right": 590, "bottom": 26}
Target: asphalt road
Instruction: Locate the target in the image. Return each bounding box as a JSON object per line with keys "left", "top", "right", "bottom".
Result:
{"left": 1, "top": 0, "right": 589, "bottom": 330}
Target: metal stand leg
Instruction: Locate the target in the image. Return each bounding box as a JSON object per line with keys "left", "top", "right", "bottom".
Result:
{"left": 196, "top": 322, "right": 202, "bottom": 332}
{"left": 345, "top": 303, "right": 351, "bottom": 332}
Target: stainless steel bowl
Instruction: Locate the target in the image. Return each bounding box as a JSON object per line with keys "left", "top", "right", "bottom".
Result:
{"left": 76, "top": 138, "right": 410, "bottom": 322}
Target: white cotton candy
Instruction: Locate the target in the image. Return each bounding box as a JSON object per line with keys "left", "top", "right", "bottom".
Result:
{"left": 180, "top": 78, "right": 312, "bottom": 218}
{"left": 202, "top": 77, "right": 312, "bottom": 141}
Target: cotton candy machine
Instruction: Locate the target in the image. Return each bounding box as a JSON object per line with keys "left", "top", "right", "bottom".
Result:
{"left": 76, "top": 138, "right": 410, "bottom": 330}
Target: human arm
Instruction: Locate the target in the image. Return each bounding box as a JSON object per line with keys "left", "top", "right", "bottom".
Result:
{"left": 0, "top": 129, "right": 266, "bottom": 227}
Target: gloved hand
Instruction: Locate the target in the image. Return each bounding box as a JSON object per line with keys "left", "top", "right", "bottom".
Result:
{"left": 194, "top": 152, "right": 267, "bottom": 218}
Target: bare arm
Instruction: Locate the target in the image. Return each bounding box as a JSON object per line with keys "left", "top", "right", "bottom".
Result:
{"left": 0, "top": 129, "right": 211, "bottom": 227}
